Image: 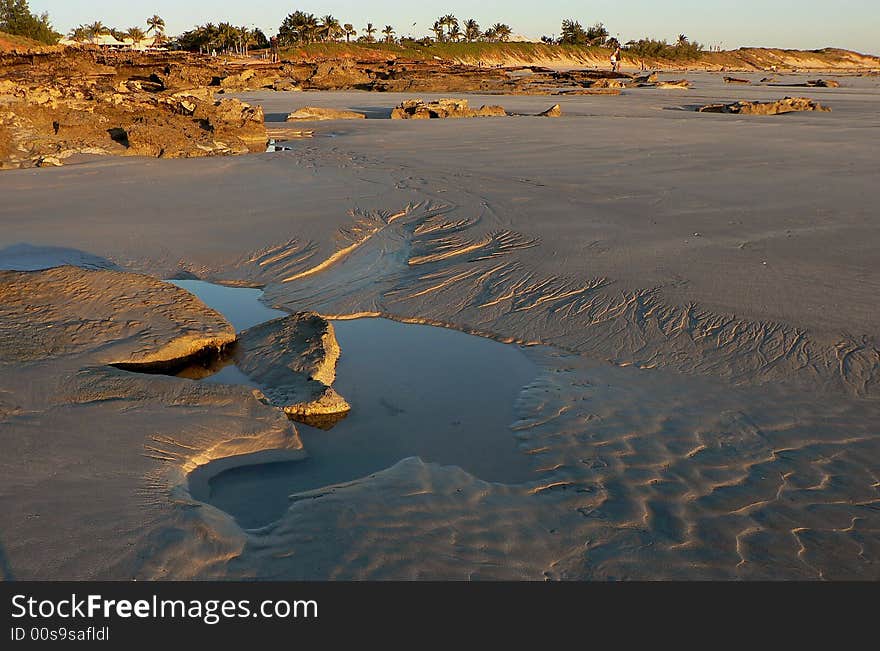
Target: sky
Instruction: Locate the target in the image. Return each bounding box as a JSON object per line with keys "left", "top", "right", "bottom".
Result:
{"left": 28, "top": 1, "right": 880, "bottom": 54}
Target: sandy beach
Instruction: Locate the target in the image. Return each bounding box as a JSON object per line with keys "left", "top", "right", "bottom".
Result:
{"left": 1, "top": 69, "right": 878, "bottom": 580}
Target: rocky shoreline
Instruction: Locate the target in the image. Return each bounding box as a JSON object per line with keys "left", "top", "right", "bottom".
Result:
{"left": 0, "top": 47, "right": 867, "bottom": 169}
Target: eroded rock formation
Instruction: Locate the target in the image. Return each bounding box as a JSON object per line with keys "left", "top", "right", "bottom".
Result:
{"left": 390, "top": 98, "right": 507, "bottom": 119}
{"left": 286, "top": 106, "right": 366, "bottom": 121}
{"left": 234, "top": 314, "right": 351, "bottom": 428}
{"left": 0, "top": 74, "right": 266, "bottom": 168}
{"left": 697, "top": 96, "right": 831, "bottom": 115}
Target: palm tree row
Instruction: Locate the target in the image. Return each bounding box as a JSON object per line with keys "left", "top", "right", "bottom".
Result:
{"left": 431, "top": 16, "right": 511, "bottom": 43}
{"left": 68, "top": 14, "right": 165, "bottom": 46}
{"left": 177, "top": 22, "right": 268, "bottom": 55}
{"left": 277, "top": 12, "right": 512, "bottom": 46}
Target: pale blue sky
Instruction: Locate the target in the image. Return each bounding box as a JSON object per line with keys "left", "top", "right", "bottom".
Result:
{"left": 30, "top": 1, "right": 879, "bottom": 54}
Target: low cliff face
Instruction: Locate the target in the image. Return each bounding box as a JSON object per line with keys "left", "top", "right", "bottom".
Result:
{"left": 0, "top": 83, "right": 266, "bottom": 169}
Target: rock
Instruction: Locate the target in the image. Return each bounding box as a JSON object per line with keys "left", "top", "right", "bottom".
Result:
{"left": 309, "top": 60, "right": 372, "bottom": 89}
{"left": 590, "top": 78, "right": 626, "bottom": 89}
{"left": 390, "top": 98, "right": 507, "bottom": 119}
{"left": 235, "top": 314, "right": 351, "bottom": 427}
{"left": 172, "top": 87, "right": 215, "bottom": 103}
{"left": 205, "top": 98, "right": 267, "bottom": 152}
{"left": 0, "top": 266, "right": 235, "bottom": 366}
{"left": 0, "top": 71, "right": 267, "bottom": 168}
{"left": 655, "top": 79, "right": 691, "bottom": 89}
{"left": 272, "top": 78, "right": 301, "bottom": 92}
{"left": 631, "top": 72, "right": 659, "bottom": 85}
{"left": 807, "top": 79, "right": 840, "bottom": 87}
{"left": 553, "top": 88, "right": 621, "bottom": 96}
{"left": 219, "top": 69, "right": 256, "bottom": 90}
{"left": 724, "top": 76, "right": 752, "bottom": 84}
{"left": 286, "top": 106, "right": 366, "bottom": 121}
{"left": 538, "top": 104, "right": 562, "bottom": 117}
{"left": 697, "top": 96, "right": 831, "bottom": 115}
{"left": 36, "top": 155, "right": 62, "bottom": 167}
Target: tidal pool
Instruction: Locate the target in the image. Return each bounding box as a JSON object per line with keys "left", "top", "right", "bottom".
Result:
{"left": 171, "top": 280, "right": 538, "bottom": 529}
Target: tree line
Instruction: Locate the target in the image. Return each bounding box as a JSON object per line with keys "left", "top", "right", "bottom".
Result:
{"left": 0, "top": 0, "right": 59, "bottom": 44}
{"left": 2, "top": 0, "right": 706, "bottom": 60}
{"left": 276, "top": 13, "right": 513, "bottom": 46}
{"left": 66, "top": 15, "right": 167, "bottom": 47}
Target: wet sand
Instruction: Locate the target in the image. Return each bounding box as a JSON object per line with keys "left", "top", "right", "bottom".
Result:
{"left": 1, "top": 72, "right": 878, "bottom": 579}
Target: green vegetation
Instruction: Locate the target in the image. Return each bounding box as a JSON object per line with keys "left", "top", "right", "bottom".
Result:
{"left": 68, "top": 15, "right": 170, "bottom": 47}
{"left": 276, "top": 40, "right": 607, "bottom": 64}
{"left": 274, "top": 12, "right": 511, "bottom": 48}
{"left": 177, "top": 23, "right": 268, "bottom": 54}
{"left": 0, "top": 0, "right": 60, "bottom": 44}
{"left": 558, "top": 20, "right": 609, "bottom": 46}
{"left": 624, "top": 35, "right": 704, "bottom": 61}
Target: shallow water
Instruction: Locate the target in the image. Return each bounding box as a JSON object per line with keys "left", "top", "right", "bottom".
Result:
{"left": 171, "top": 280, "right": 538, "bottom": 529}
{"left": 168, "top": 280, "right": 286, "bottom": 331}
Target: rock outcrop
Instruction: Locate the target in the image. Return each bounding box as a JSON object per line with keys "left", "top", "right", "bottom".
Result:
{"left": 234, "top": 314, "right": 350, "bottom": 428}
{"left": 390, "top": 98, "right": 507, "bottom": 119}
{"left": 0, "top": 74, "right": 267, "bottom": 168}
{"left": 697, "top": 96, "right": 831, "bottom": 115}
{"left": 286, "top": 106, "right": 366, "bottom": 121}
{"left": 654, "top": 79, "right": 691, "bottom": 89}
{"left": 538, "top": 104, "right": 562, "bottom": 117}
{"left": 0, "top": 266, "right": 235, "bottom": 367}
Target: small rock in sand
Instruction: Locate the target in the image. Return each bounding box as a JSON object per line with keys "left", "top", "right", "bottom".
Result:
{"left": 538, "top": 104, "right": 562, "bottom": 117}
{"left": 286, "top": 106, "right": 366, "bottom": 121}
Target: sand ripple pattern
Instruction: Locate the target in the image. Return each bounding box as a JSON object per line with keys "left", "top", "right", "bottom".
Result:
{"left": 257, "top": 204, "right": 879, "bottom": 397}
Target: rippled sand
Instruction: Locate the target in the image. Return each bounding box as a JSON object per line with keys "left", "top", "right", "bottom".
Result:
{"left": 1, "top": 72, "right": 878, "bottom": 579}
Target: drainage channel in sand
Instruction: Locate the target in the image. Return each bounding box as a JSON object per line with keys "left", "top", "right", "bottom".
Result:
{"left": 167, "top": 280, "right": 538, "bottom": 529}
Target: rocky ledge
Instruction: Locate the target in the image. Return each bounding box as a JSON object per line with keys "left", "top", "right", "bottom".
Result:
{"left": 697, "top": 96, "right": 831, "bottom": 115}
{"left": 0, "top": 78, "right": 266, "bottom": 169}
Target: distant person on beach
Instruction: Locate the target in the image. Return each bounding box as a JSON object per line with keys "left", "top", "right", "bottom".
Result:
{"left": 611, "top": 45, "right": 622, "bottom": 72}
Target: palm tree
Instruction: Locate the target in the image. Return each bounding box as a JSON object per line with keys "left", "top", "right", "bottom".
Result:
{"left": 146, "top": 15, "right": 165, "bottom": 35}
{"left": 431, "top": 20, "right": 444, "bottom": 42}
{"left": 126, "top": 26, "right": 146, "bottom": 47}
{"left": 239, "top": 26, "right": 258, "bottom": 56}
{"left": 68, "top": 25, "right": 89, "bottom": 43}
{"left": 86, "top": 21, "right": 109, "bottom": 44}
{"left": 216, "top": 22, "right": 238, "bottom": 52}
{"left": 279, "top": 11, "right": 319, "bottom": 44}
{"left": 320, "top": 15, "right": 341, "bottom": 42}
{"left": 442, "top": 14, "right": 458, "bottom": 40}
{"left": 363, "top": 22, "right": 377, "bottom": 43}
{"left": 677, "top": 34, "right": 689, "bottom": 46}
{"left": 382, "top": 25, "right": 395, "bottom": 44}
{"left": 491, "top": 23, "right": 512, "bottom": 42}
{"left": 464, "top": 19, "right": 480, "bottom": 42}
{"left": 343, "top": 24, "right": 356, "bottom": 42}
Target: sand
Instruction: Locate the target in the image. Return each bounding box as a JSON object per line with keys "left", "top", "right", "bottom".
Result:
{"left": 1, "top": 71, "right": 878, "bottom": 579}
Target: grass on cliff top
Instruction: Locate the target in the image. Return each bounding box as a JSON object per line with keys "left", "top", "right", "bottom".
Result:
{"left": 280, "top": 41, "right": 607, "bottom": 63}
{"left": 278, "top": 41, "right": 877, "bottom": 67}
{"left": 0, "top": 30, "right": 46, "bottom": 51}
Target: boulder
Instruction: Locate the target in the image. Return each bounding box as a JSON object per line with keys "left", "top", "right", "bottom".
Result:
{"left": 697, "top": 96, "right": 831, "bottom": 115}
{"left": 806, "top": 79, "right": 840, "bottom": 87}
{"left": 286, "top": 106, "right": 366, "bottom": 121}
{"left": 631, "top": 72, "right": 659, "bottom": 85}
{"left": 390, "top": 98, "right": 507, "bottom": 119}
{"left": 655, "top": 79, "right": 691, "bottom": 89}
{"left": 538, "top": 104, "right": 562, "bottom": 117}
